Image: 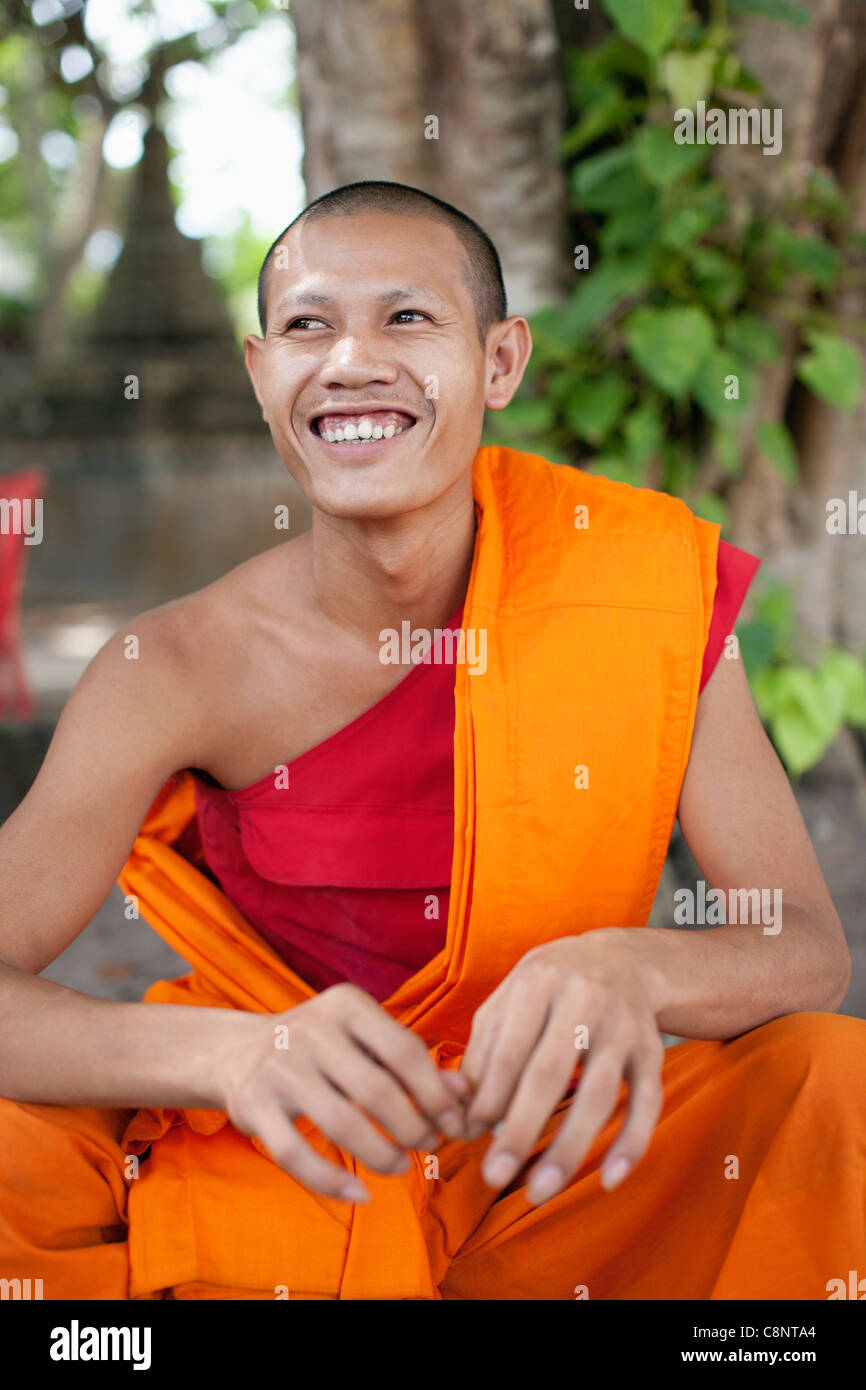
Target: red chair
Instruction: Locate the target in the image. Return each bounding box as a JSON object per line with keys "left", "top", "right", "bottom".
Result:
{"left": 0, "top": 467, "right": 45, "bottom": 721}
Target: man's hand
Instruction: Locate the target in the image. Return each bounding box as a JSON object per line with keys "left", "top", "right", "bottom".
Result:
{"left": 459, "top": 929, "right": 666, "bottom": 1205}
{"left": 222, "top": 983, "right": 471, "bottom": 1203}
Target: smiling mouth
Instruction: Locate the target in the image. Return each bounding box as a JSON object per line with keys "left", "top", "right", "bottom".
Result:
{"left": 310, "top": 409, "right": 417, "bottom": 444}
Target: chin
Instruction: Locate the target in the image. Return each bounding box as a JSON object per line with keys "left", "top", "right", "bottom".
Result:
{"left": 310, "top": 475, "right": 441, "bottom": 522}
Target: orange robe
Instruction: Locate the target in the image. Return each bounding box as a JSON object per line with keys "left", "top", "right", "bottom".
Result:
{"left": 2, "top": 445, "right": 865, "bottom": 1300}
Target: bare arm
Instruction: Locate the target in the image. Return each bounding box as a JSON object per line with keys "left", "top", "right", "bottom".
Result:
{"left": 0, "top": 609, "right": 469, "bottom": 1196}
{"left": 458, "top": 649, "right": 852, "bottom": 1203}
{"left": 613, "top": 646, "right": 851, "bottom": 1039}
{"left": 0, "top": 608, "right": 257, "bottom": 1108}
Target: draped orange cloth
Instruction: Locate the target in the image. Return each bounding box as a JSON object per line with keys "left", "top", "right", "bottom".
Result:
{"left": 2, "top": 446, "right": 865, "bottom": 1299}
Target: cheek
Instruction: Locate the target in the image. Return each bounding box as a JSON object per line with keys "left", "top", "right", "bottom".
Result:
{"left": 258, "top": 355, "right": 309, "bottom": 424}
{"left": 422, "top": 363, "right": 482, "bottom": 419}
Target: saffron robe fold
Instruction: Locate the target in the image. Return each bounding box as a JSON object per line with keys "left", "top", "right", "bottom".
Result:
{"left": 2, "top": 445, "right": 865, "bottom": 1299}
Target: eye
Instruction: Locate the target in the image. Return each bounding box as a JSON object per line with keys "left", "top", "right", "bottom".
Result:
{"left": 285, "top": 316, "right": 328, "bottom": 331}
{"left": 391, "top": 310, "right": 431, "bottom": 323}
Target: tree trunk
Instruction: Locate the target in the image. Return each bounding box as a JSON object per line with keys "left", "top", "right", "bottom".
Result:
{"left": 719, "top": 0, "right": 866, "bottom": 655}
{"left": 290, "top": 0, "right": 571, "bottom": 316}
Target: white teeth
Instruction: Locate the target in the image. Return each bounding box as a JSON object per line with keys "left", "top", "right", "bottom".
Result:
{"left": 317, "top": 418, "right": 411, "bottom": 443}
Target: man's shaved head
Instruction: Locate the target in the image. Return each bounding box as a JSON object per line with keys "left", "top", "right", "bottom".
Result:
{"left": 257, "top": 180, "right": 508, "bottom": 346}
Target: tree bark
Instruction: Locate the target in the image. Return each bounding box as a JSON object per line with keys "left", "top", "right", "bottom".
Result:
{"left": 718, "top": 0, "right": 866, "bottom": 655}
{"left": 290, "top": 0, "right": 571, "bottom": 315}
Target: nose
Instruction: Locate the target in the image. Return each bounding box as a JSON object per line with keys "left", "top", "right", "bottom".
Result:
{"left": 317, "top": 333, "right": 399, "bottom": 392}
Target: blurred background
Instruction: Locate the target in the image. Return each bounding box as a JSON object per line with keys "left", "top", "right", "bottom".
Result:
{"left": 1, "top": 0, "right": 865, "bottom": 1020}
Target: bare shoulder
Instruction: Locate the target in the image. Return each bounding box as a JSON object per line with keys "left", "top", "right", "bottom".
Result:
{"left": 151, "top": 534, "right": 309, "bottom": 672}
{"left": 56, "top": 537, "right": 306, "bottom": 777}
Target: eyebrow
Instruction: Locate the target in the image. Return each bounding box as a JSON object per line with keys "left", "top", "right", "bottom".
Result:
{"left": 270, "top": 285, "right": 451, "bottom": 318}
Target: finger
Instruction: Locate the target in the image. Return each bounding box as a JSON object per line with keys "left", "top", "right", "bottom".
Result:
{"left": 287, "top": 1065, "right": 414, "bottom": 1176}
{"left": 254, "top": 1106, "right": 371, "bottom": 1204}
{"left": 441, "top": 1069, "right": 474, "bottom": 1104}
{"left": 460, "top": 994, "right": 502, "bottom": 1091}
{"left": 477, "top": 1002, "right": 578, "bottom": 1190}
{"left": 463, "top": 974, "right": 552, "bottom": 1134}
{"left": 345, "top": 1001, "right": 468, "bottom": 1139}
{"left": 315, "top": 1034, "right": 441, "bottom": 1151}
{"left": 526, "top": 1041, "right": 626, "bottom": 1205}
{"left": 598, "top": 1034, "right": 665, "bottom": 1191}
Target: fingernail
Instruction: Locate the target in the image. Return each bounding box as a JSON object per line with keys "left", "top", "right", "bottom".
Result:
{"left": 482, "top": 1150, "right": 518, "bottom": 1188}
{"left": 527, "top": 1163, "right": 564, "bottom": 1204}
{"left": 448, "top": 1073, "right": 473, "bottom": 1098}
{"left": 439, "top": 1109, "right": 464, "bottom": 1140}
{"left": 600, "top": 1156, "right": 630, "bottom": 1191}
{"left": 342, "top": 1180, "right": 370, "bottom": 1203}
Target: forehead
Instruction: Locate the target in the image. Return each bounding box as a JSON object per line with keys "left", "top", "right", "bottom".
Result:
{"left": 267, "top": 211, "right": 474, "bottom": 317}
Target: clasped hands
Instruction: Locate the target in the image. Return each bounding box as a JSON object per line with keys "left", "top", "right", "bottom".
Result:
{"left": 224, "top": 927, "right": 666, "bottom": 1206}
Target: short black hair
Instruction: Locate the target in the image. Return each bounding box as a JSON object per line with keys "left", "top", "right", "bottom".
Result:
{"left": 256, "top": 180, "right": 507, "bottom": 346}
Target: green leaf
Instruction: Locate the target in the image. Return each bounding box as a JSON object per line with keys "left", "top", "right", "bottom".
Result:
{"left": 715, "top": 54, "right": 764, "bottom": 90}
{"left": 634, "top": 125, "right": 710, "bottom": 186}
{"left": 738, "top": 621, "right": 777, "bottom": 678}
{"left": 723, "top": 313, "right": 781, "bottom": 364}
{"left": 562, "top": 253, "right": 654, "bottom": 338}
{"left": 599, "top": 207, "right": 659, "bottom": 255}
{"left": 802, "top": 169, "right": 849, "bottom": 222}
{"left": 750, "top": 666, "right": 785, "bottom": 719}
{"left": 818, "top": 651, "right": 866, "bottom": 726}
{"left": 770, "top": 665, "right": 846, "bottom": 777}
{"left": 728, "top": 0, "right": 811, "bottom": 26}
{"left": 753, "top": 579, "right": 794, "bottom": 644}
{"left": 692, "top": 349, "right": 753, "bottom": 421}
{"left": 795, "top": 331, "right": 864, "bottom": 412}
{"left": 657, "top": 186, "right": 728, "bottom": 250}
{"left": 602, "top": 0, "right": 687, "bottom": 56}
{"left": 684, "top": 246, "right": 745, "bottom": 314}
{"left": 492, "top": 398, "right": 556, "bottom": 438}
{"left": 712, "top": 427, "right": 741, "bottom": 477}
{"left": 572, "top": 147, "right": 651, "bottom": 214}
{"left": 624, "top": 305, "right": 716, "bottom": 397}
{"left": 559, "top": 84, "right": 632, "bottom": 158}
{"left": 766, "top": 225, "right": 840, "bottom": 287}
{"left": 660, "top": 48, "right": 719, "bottom": 108}
{"left": 755, "top": 421, "right": 798, "bottom": 483}
{"left": 565, "top": 374, "right": 632, "bottom": 444}
{"left": 623, "top": 399, "right": 664, "bottom": 465}
{"left": 661, "top": 438, "right": 698, "bottom": 495}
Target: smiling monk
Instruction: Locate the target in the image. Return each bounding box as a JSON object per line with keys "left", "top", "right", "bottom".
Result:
{"left": 1, "top": 181, "right": 864, "bottom": 1301}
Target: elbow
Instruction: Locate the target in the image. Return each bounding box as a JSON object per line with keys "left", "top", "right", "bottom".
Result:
{"left": 817, "top": 940, "right": 851, "bottom": 1014}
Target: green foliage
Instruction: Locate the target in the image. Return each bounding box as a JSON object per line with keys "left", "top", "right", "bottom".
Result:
{"left": 739, "top": 580, "right": 866, "bottom": 777}
{"left": 728, "top": 0, "right": 811, "bottom": 25}
{"left": 794, "top": 329, "right": 864, "bottom": 411}
{"left": 600, "top": 0, "right": 687, "bottom": 57}
{"left": 482, "top": 1, "right": 866, "bottom": 777}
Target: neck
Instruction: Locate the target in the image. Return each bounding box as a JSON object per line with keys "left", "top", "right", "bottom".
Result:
{"left": 307, "top": 470, "right": 477, "bottom": 640}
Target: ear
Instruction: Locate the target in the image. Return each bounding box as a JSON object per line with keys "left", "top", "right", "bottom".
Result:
{"left": 244, "top": 334, "right": 269, "bottom": 422}
{"left": 483, "top": 317, "right": 533, "bottom": 413}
